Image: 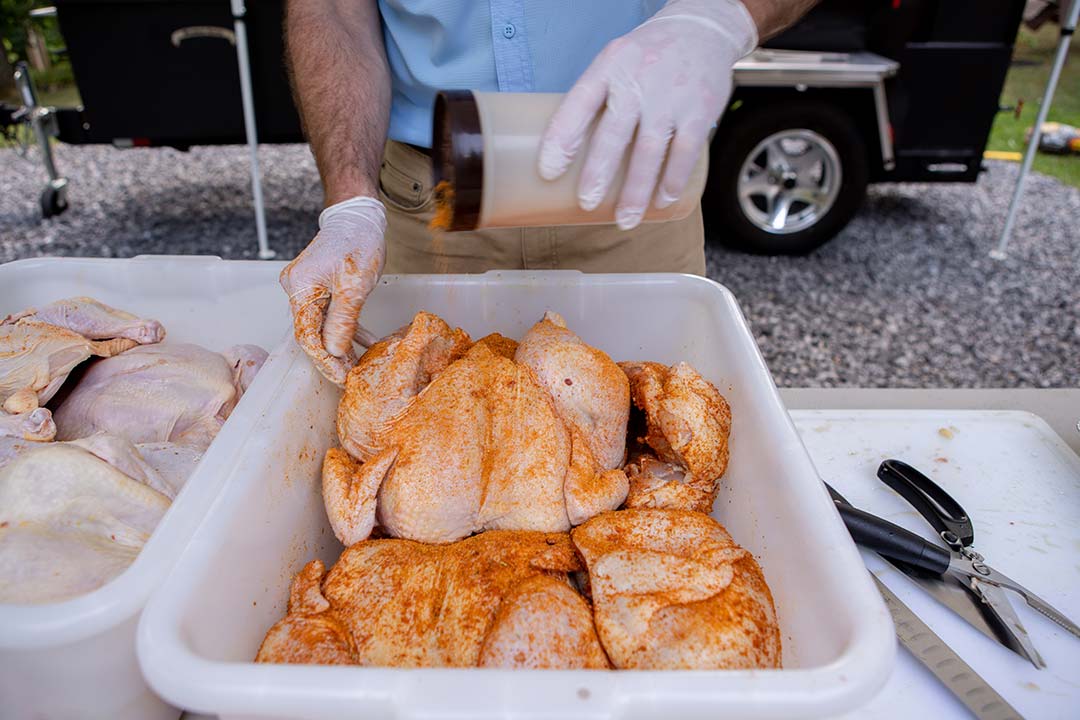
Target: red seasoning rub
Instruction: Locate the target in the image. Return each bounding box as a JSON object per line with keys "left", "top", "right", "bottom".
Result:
{"left": 255, "top": 530, "right": 609, "bottom": 669}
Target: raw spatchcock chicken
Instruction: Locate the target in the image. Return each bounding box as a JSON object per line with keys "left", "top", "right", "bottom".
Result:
{"left": 259, "top": 311, "right": 780, "bottom": 672}
{"left": 0, "top": 298, "right": 267, "bottom": 603}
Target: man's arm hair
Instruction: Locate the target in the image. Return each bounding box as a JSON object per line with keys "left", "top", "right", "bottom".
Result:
{"left": 740, "top": 0, "right": 821, "bottom": 41}
{"left": 285, "top": 0, "right": 390, "bottom": 206}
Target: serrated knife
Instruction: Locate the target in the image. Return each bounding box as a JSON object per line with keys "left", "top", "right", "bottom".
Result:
{"left": 873, "top": 575, "right": 1024, "bottom": 720}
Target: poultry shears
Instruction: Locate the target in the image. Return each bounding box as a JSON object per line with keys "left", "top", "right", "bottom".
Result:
{"left": 828, "top": 459, "right": 1080, "bottom": 668}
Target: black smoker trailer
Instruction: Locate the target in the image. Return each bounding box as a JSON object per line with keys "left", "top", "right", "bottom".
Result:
{"left": 3, "top": 0, "right": 1028, "bottom": 256}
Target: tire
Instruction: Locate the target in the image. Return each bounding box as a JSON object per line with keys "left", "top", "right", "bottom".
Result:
{"left": 41, "top": 185, "right": 68, "bottom": 219}
{"left": 705, "top": 102, "right": 868, "bottom": 255}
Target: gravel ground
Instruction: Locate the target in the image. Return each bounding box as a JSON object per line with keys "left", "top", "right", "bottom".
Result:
{"left": 1, "top": 143, "right": 1077, "bottom": 388}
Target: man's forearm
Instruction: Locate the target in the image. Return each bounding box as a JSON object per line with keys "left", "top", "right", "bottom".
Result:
{"left": 740, "top": 0, "right": 819, "bottom": 41}
{"left": 286, "top": 0, "right": 390, "bottom": 206}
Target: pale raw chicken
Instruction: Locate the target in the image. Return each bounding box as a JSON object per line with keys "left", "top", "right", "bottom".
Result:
{"left": 65, "top": 433, "right": 201, "bottom": 499}
{"left": 256, "top": 531, "right": 609, "bottom": 669}
{"left": 620, "top": 361, "right": 732, "bottom": 513}
{"left": 327, "top": 312, "right": 628, "bottom": 545}
{"left": 21, "top": 297, "right": 166, "bottom": 345}
{"left": 53, "top": 343, "right": 268, "bottom": 450}
{"left": 0, "top": 442, "right": 171, "bottom": 603}
{"left": 571, "top": 508, "right": 780, "bottom": 670}
{"left": 0, "top": 406, "right": 55, "bottom": 442}
{"left": 1, "top": 322, "right": 137, "bottom": 415}
{"left": 0, "top": 298, "right": 164, "bottom": 414}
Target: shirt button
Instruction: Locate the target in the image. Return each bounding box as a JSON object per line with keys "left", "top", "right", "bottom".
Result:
{"left": 502, "top": 23, "right": 516, "bottom": 39}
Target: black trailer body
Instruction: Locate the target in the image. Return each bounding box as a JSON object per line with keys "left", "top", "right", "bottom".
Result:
{"left": 5, "top": 0, "right": 1031, "bottom": 252}
{"left": 51, "top": 0, "right": 301, "bottom": 147}
{"left": 707, "top": 0, "right": 1028, "bottom": 253}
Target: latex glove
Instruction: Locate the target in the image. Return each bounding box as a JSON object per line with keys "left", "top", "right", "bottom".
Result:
{"left": 538, "top": 0, "right": 758, "bottom": 230}
{"left": 280, "top": 196, "right": 387, "bottom": 386}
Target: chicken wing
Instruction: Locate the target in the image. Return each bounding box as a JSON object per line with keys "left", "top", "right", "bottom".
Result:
{"left": 337, "top": 311, "right": 471, "bottom": 462}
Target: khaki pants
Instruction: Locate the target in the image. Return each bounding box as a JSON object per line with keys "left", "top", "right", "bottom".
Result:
{"left": 378, "top": 141, "right": 706, "bottom": 275}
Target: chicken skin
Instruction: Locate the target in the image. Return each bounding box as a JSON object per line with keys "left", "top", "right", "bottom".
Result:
{"left": 0, "top": 406, "right": 55, "bottom": 443}
{"left": 620, "top": 362, "right": 732, "bottom": 513}
{"left": 336, "top": 312, "right": 470, "bottom": 463}
{"left": 0, "top": 322, "right": 137, "bottom": 415}
{"left": 0, "top": 442, "right": 171, "bottom": 603}
{"left": 256, "top": 531, "right": 610, "bottom": 669}
{"left": 516, "top": 311, "right": 629, "bottom": 471}
{"left": 327, "top": 312, "right": 628, "bottom": 545}
{"left": 0, "top": 298, "right": 164, "bottom": 415}
{"left": 53, "top": 343, "right": 267, "bottom": 450}
{"left": 571, "top": 509, "right": 780, "bottom": 670}
{"left": 19, "top": 296, "right": 166, "bottom": 346}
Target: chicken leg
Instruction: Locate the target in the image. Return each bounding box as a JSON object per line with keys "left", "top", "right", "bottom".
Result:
{"left": 17, "top": 297, "right": 166, "bottom": 345}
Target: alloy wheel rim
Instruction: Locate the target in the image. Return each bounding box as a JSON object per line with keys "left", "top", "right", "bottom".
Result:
{"left": 737, "top": 129, "right": 842, "bottom": 235}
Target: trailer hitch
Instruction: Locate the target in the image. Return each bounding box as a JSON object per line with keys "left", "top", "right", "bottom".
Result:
{"left": 12, "top": 61, "right": 70, "bottom": 219}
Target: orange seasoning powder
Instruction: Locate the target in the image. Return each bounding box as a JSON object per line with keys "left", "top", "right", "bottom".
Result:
{"left": 429, "top": 180, "right": 455, "bottom": 232}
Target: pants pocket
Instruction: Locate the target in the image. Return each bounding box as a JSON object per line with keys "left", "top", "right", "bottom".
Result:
{"left": 378, "top": 148, "right": 432, "bottom": 213}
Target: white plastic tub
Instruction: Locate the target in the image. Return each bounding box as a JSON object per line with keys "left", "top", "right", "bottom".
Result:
{"left": 0, "top": 256, "right": 291, "bottom": 720}
{"left": 138, "top": 271, "right": 895, "bottom": 720}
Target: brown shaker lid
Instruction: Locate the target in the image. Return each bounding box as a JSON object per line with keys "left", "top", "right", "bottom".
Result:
{"left": 432, "top": 90, "right": 483, "bottom": 231}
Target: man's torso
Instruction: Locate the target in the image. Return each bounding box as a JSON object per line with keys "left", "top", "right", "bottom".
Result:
{"left": 379, "top": 0, "right": 664, "bottom": 147}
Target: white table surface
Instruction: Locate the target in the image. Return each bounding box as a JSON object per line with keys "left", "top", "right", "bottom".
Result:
{"left": 793, "top": 408, "right": 1080, "bottom": 720}
{"left": 182, "top": 389, "right": 1080, "bottom": 720}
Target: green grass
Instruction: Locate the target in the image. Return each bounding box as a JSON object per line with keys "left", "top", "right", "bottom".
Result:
{"left": 1, "top": 59, "right": 79, "bottom": 148}
{"left": 987, "top": 23, "right": 1080, "bottom": 188}
{"left": 1, "top": 59, "right": 80, "bottom": 104}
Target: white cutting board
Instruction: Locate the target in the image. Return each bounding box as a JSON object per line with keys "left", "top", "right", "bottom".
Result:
{"left": 791, "top": 410, "right": 1080, "bottom": 720}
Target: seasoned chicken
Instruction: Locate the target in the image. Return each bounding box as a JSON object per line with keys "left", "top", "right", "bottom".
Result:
{"left": 571, "top": 508, "right": 780, "bottom": 670}
{"left": 328, "top": 312, "right": 628, "bottom": 545}
{"left": 0, "top": 442, "right": 171, "bottom": 603}
{"left": 516, "top": 311, "right": 629, "bottom": 471}
{"left": 337, "top": 312, "right": 470, "bottom": 462}
{"left": 256, "top": 531, "right": 609, "bottom": 669}
{"left": 53, "top": 343, "right": 267, "bottom": 450}
{"left": 0, "top": 298, "right": 164, "bottom": 414}
{"left": 620, "top": 361, "right": 732, "bottom": 513}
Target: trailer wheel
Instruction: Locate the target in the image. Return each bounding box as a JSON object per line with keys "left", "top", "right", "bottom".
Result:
{"left": 706, "top": 103, "right": 867, "bottom": 254}
{"left": 41, "top": 185, "right": 68, "bottom": 219}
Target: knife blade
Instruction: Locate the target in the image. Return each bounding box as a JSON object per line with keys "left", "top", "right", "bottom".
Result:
{"left": 873, "top": 575, "right": 1025, "bottom": 720}
{"left": 889, "top": 559, "right": 1039, "bottom": 664}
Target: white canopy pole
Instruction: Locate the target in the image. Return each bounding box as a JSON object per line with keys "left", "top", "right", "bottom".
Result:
{"left": 231, "top": 0, "right": 276, "bottom": 259}
{"left": 991, "top": 0, "right": 1079, "bottom": 260}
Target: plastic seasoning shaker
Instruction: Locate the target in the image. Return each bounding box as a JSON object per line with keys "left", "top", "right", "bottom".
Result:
{"left": 432, "top": 90, "right": 709, "bottom": 231}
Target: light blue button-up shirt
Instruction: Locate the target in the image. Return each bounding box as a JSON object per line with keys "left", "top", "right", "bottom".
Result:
{"left": 379, "top": 0, "right": 665, "bottom": 147}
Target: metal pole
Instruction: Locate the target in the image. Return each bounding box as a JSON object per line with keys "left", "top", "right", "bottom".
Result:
{"left": 991, "top": 0, "right": 1079, "bottom": 260}
{"left": 231, "top": 0, "right": 276, "bottom": 259}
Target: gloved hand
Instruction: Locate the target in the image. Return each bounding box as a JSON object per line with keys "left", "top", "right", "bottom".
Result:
{"left": 280, "top": 196, "right": 387, "bottom": 386}
{"left": 538, "top": 0, "right": 758, "bottom": 230}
